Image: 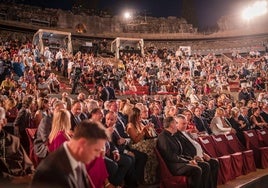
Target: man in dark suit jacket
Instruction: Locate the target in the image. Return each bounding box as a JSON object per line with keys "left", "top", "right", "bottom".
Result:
{"left": 176, "top": 115, "right": 219, "bottom": 188}
{"left": 157, "top": 116, "right": 202, "bottom": 188}
{"left": 105, "top": 111, "right": 147, "bottom": 186}
{"left": 70, "top": 100, "right": 85, "bottom": 131}
{"left": 238, "top": 106, "right": 251, "bottom": 130}
{"left": 31, "top": 120, "right": 109, "bottom": 188}
{"left": 100, "top": 81, "right": 116, "bottom": 102}
{"left": 106, "top": 81, "right": 116, "bottom": 100}
{"left": 13, "top": 95, "right": 35, "bottom": 155}
{"left": 193, "top": 107, "right": 212, "bottom": 135}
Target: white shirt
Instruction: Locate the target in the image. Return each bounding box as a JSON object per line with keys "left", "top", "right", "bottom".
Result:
{"left": 182, "top": 131, "right": 203, "bottom": 157}
{"left": 63, "top": 142, "right": 80, "bottom": 180}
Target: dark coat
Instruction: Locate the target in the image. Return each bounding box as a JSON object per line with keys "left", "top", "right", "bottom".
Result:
{"left": 31, "top": 146, "right": 90, "bottom": 188}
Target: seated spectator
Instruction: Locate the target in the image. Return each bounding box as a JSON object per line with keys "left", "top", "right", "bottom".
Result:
{"left": 46, "top": 73, "right": 60, "bottom": 93}
{"left": 37, "top": 78, "right": 50, "bottom": 94}
{"left": 149, "top": 103, "right": 164, "bottom": 134}
{"left": 47, "top": 109, "right": 72, "bottom": 152}
{"left": 0, "top": 107, "right": 34, "bottom": 185}
{"left": 254, "top": 77, "right": 265, "bottom": 90}
{"left": 31, "top": 120, "right": 108, "bottom": 188}
{"left": 13, "top": 95, "right": 36, "bottom": 155}
{"left": 33, "top": 100, "right": 66, "bottom": 160}
{"left": 0, "top": 76, "right": 15, "bottom": 95}
{"left": 193, "top": 106, "right": 212, "bottom": 135}
{"left": 33, "top": 97, "right": 49, "bottom": 128}
{"left": 260, "top": 102, "right": 268, "bottom": 123}
{"left": 227, "top": 107, "right": 247, "bottom": 146}
{"left": 164, "top": 105, "right": 177, "bottom": 118}
{"left": 250, "top": 107, "right": 268, "bottom": 129}
{"left": 182, "top": 109, "right": 199, "bottom": 134}
{"left": 127, "top": 107, "right": 158, "bottom": 184}
{"left": 104, "top": 111, "right": 137, "bottom": 187}
{"left": 126, "top": 79, "right": 137, "bottom": 92}
{"left": 4, "top": 98, "right": 18, "bottom": 128}
{"left": 87, "top": 107, "right": 114, "bottom": 188}
{"left": 210, "top": 107, "right": 236, "bottom": 135}
{"left": 157, "top": 116, "right": 202, "bottom": 188}
{"left": 175, "top": 114, "right": 219, "bottom": 188}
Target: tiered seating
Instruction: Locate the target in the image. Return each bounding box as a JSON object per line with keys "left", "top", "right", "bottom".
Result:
{"left": 84, "top": 84, "right": 94, "bottom": 91}
{"left": 198, "top": 135, "right": 234, "bottom": 184}
{"left": 225, "top": 133, "right": 256, "bottom": 175}
{"left": 59, "top": 83, "right": 71, "bottom": 90}
{"left": 123, "top": 85, "right": 149, "bottom": 95}
{"left": 228, "top": 81, "right": 240, "bottom": 92}
{"left": 243, "top": 130, "right": 268, "bottom": 168}
{"left": 156, "top": 133, "right": 267, "bottom": 186}
{"left": 197, "top": 133, "right": 266, "bottom": 185}
{"left": 212, "top": 135, "right": 243, "bottom": 178}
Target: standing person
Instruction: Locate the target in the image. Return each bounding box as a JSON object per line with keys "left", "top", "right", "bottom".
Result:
{"left": 31, "top": 121, "right": 109, "bottom": 188}
{"left": 157, "top": 116, "right": 202, "bottom": 188}
{"left": 62, "top": 52, "right": 69, "bottom": 78}
{"left": 55, "top": 49, "right": 63, "bottom": 72}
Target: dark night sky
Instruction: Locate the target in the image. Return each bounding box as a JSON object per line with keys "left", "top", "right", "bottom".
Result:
{"left": 20, "top": 0, "right": 247, "bottom": 27}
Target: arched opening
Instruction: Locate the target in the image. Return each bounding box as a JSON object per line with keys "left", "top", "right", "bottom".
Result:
{"left": 75, "top": 23, "right": 87, "bottom": 33}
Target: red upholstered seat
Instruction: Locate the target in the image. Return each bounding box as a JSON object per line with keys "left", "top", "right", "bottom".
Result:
{"left": 198, "top": 135, "right": 234, "bottom": 184}
{"left": 25, "top": 128, "right": 39, "bottom": 167}
{"left": 225, "top": 133, "right": 256, "bottom": 174}
{"left": 256, "top": 128, "right": 268, "bottom": 147}
{"left": 212, "top": 135, "right": 243, "bottom": 178}
{"left": 154, "top": 148, "right": 188, "bottom": 188}
{"left": 243, "top": 130, "right": 268, "bottom": 169}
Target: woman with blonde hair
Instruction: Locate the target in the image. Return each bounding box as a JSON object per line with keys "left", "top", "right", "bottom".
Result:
{"left": 210, "top": 107, "right": 236, "bottom": 135}
{"left": 48, "top": 109, "right": 72, "bottom": 152}
{"left": 164, "top": 105, "right": 177, "bottom": 118}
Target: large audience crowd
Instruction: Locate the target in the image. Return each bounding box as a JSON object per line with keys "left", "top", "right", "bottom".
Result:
{"left": 1, "top": 32, "right": 268, "bottom": 188}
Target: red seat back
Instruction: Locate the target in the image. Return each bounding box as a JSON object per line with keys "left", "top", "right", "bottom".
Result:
{"left": 154, "top": 148, "right": 188, "bottom": 188}
{"left": 25, "top": 128, "right": 38, "bottom": 167}
{"left": 243, "top": 130, "right": 261, "bottom": 150}
{"left": 212, "top": 135, "right": 232, "bottom": 156}
{"left": 256, "top": 128, "right": 268, "bottom": 146}
{"left": 197, "top": 135, "right": 219, "bottom": 158}
{"left": 225, "top": 133, "right": 246, "bottom": 153}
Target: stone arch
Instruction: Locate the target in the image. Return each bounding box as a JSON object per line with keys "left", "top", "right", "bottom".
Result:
{"left": 75, "top": 23, "right": 87, "bottom": 33}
